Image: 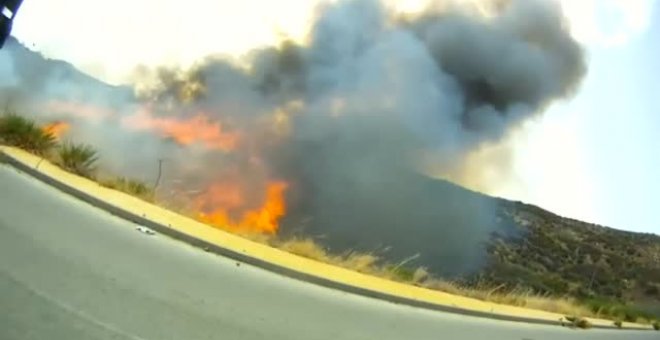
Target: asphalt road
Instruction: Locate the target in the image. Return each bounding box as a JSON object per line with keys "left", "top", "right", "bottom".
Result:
{"left": 0, "top": 164, "right": 656, "bottom": 340}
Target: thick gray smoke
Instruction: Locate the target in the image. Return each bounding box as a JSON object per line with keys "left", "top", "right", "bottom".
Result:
{"left": 269, "top": 0, "right": 584, "bottom": 274}
{"left": 0, "top": 0, "right": 585, "bottom": 275}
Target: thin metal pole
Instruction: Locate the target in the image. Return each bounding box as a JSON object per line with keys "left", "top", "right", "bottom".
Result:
{"left": 154, "top": 159, "right": 164, "bottom": 190}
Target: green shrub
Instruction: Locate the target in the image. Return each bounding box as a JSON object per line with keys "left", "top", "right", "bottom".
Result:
{"left": 623, "top": 311, "right": 638, "bottom": 323}
{"left": 581, "top": 297, "right": 656, "bottom": 322}
{"left": 613, "top": 320, "right": 622, "bottom": 328}
{"left": 57, "top": 142, "right": 98, "bottom": 178}
{"left": 653, "top": 321, "right": 659, "bottom": 331}
{"left": 0, "top": 113, "right": 56, "bottom": 155}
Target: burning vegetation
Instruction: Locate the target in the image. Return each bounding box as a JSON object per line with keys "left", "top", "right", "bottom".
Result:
{"left": 42, "top": 121, "right": 69, "bottom": 139}
{"left": 197, "top": 181, "right": 288, "bottom": 234}
{"left": 121, "top": 109, "right": 239, "bottom": 151}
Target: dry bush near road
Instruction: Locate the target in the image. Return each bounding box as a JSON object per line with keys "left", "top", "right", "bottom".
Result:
{"left": 100, "top": 177, "right": 155, "bottom": 202}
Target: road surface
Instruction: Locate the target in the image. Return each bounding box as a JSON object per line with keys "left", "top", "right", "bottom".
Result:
{"left": 0, "top": 164, "right": 655, "bottom": 340}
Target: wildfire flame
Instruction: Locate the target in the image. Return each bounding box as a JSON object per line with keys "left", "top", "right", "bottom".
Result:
{"left": 122, "top": 109, "right": 239, "bottom": 151}
{"left": 197, "top": 181, "right": 288, "bottom": 234}
{"left": 42, "top": 99, "right": 285, "bottom": 235}
{"left": 42, "top": 121, "right": 70, "bottom": 139}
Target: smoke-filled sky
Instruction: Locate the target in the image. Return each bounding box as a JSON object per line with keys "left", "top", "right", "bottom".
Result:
{"left": 7, "top": 0, "right": 660, "bottom": 235}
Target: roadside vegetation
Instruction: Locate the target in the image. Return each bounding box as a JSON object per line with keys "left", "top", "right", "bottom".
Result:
{"left": 1, "top": 111, "right": 659, "bottom": 328}
{"left": 0, "top": 113, "right": 57, "bottom": 155}
{"left": 487, "top": 201, "right": 660, "bottom": 324}
{"left": 56, "top": 142, "right": 99, "bottom": 178}
{"left": 99, "top": 176, "right": 155, "bottom": 202}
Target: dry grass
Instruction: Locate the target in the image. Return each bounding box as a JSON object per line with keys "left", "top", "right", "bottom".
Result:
{"left": 275, "top": 237, "right": 381, "bottom": 274}
{"left": 524, "top": 296, "right": 593, "bottom": 316}
{"left": 277, "top": 237, "right": 331, "bottom": 261}
{"left": 341, "top": 252, "right": 381, "bottom": 274}
{"left": 100, "top": 176, "right": 155, "bottom": 202}
{"left": 424, "top": 279, "right": 594, "bottom": 317}
{"left": 267, "top": 237, "right": 597, "bottom": 319}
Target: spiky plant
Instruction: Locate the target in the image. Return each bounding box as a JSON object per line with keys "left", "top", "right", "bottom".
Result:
{"left": 57, "top": 142, "right": 99, "bottom": 178}
{"left": 0, "top": 113, "right": 56, "bottom": 155}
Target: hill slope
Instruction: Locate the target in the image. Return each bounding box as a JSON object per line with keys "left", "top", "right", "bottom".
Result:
{"left": 483, "top": 200, "right": 660, "bottom": 318}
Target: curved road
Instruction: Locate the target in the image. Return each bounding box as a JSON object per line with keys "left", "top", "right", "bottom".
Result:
{"left": 0, "top": 165, "right": 655, "bottom": 340}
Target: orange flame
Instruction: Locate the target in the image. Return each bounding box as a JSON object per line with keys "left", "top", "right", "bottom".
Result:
{"left": 41, "top": 100, "right": 286, "bottom": 235}
{"left": 42, "top": 121, "right": 70, "bottom": 139}
{"left": 122, "top": 109, "right": 239, "bottom": 151}
{"left": 197, "top": 181, "right": 288, "bottom": 234}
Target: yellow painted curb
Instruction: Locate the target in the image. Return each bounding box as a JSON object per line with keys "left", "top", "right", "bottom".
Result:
{"left": 0, "top": 145, "right": 644, "bottom": 329}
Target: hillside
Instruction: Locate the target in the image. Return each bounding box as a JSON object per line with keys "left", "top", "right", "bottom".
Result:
{"left": 482, "top": 200, "right": 660, "bottom": 318}
{"left": 0, "top": 36, "right": 134, "bottom": 109}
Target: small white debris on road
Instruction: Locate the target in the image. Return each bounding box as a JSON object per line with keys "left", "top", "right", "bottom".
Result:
{"left": 135, "top": 226, "right": 156, "bottom": 235}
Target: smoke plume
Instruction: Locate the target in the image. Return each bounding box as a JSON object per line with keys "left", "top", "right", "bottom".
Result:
{"left": 0, "top": 0, "right": 585, "bottom": 275}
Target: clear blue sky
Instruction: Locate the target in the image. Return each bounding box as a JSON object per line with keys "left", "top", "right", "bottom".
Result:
{"left": 8, "top": 0, "right": 660, "bottom": 234}
{"left": 564, "top": 5, "right": 660, "bottom": 233}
